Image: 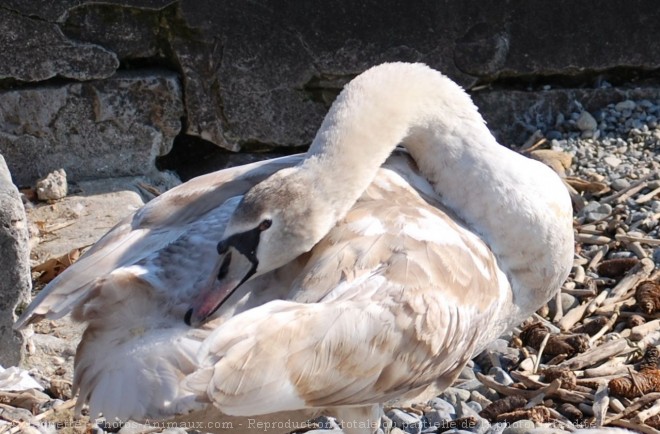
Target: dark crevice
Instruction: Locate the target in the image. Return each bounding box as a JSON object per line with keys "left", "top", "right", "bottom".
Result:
{"left": 0, "top": 75, "right": 92, "bottom": 92}
{"left": 157, "top": 129, "right": 303, "bottom": 182}
{"left": 0, "top": 4, "right": 57, "bottom": 24}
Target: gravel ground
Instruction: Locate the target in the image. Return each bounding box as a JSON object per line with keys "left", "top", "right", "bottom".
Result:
{"left": 4, "top": 95, "right": 660, "bottom": 434}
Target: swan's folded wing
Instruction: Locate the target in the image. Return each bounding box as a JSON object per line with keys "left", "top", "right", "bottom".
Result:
{"left": 185, "top": 168, "right": 510, "bottom": 415}
{"left": 186, "top": 283, "right": 501, "bottom": 416}
{"left": 15, "top": 155, "right": 303, "bottom": 328}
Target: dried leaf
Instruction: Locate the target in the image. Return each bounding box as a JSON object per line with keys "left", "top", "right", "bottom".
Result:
{"left": 32, "top": 247, "right": 82, "bottom": 284}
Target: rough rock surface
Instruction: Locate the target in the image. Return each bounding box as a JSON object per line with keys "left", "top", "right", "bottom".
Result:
{"left": 0, "top": 71, "right": 183, "bottom": 186}
{"left": 0, "top": 155, "right": 30, "bottom": 367}
{"left": 1, "top": 0, "right": 658, "bottom": 165}
{"left": 0, "top": 7, "right": 118, "bottom": 82}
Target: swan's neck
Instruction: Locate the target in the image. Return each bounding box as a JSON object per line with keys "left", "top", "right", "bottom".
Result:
{"left": 299, "top": 63, "right": 573, "bottom": 314}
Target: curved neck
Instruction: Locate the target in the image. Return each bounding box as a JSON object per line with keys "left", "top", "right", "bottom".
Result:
{"left": 298, "top": 63, "right": 573, "bottom": 310}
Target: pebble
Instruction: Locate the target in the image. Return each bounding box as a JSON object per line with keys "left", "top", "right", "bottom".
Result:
{"left": 440, "top": 387, "right": 471, "bottom": 407}
{"left": 466, "top": 401, "right": 482, "bottom": 413}
{"left": 35, "top": 168, "right": 68, "bottom": 201}
{"left": 615, "top": 100, "right": 637, "bottom": 112}
{"left": 580, "top": 201, "right": 612, "bottom": 222}
{"left": 653, "top": 247, "right": 660, "bottom": 264}
{"left": 609, "top": 251, "right": 636, "bottom": 259}
{"left": 576, "top": 111, "right": 598, "bottom": 132}
{"left": 603, "top": 155, "right": 622, "bottom": 167}
{"left": 459, "top": 365, "right": 477, "bottom": 381}
{"left": 488, "top": 367, "right": 514, "bottom": 386}
{"left": 610, "top": 178, "right": 631, "bottom": 191}
{"left": 425, "top": 409, "right": 454, "bottom": 430}
{"left": 502, "top": 419, "right": 536, "bottom": 434}
{"left": 428, "top": 397, "right": 457, "bottom": 416}
{"left": 486, "top": 423, "right": 508, "bottom": 434}
{"left": 456, "top": 402, "right": 490, "bottom": 434}
{"left": 548, "top": 293, "right": 578, "bottom": 318}
{"left": 455, "top": 380, "right": 499, "bottom": 401}
{"left": 387, "top": 409, "right": 422, "bottom": 434}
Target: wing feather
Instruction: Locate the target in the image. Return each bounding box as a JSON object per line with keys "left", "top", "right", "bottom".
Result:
{"left": 189, "top": 161, "right": 510, "bottom": 416}
{"left": 15, "top": 155, "right": 303, "bottom": 327}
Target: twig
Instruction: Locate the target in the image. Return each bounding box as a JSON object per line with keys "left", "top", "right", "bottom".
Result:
{"left": 589, "top": 309, "right": 620, "bottom": 345}
{"left": 633, "top": 399, "right": 660, "bottom": 424}
{"left": 558, "top": 302, "right": 590, "bottom": 331}
{"left": 602, "top": 258, "right": 655, "bottom": 305}
{"left": 476, "top": 372, "right": 560, "bottom": 399}
{"left": 592, "top": 381, "right": 610, "bottom": 427}
{"left": 609, "top": 418, "right": 660, "bottom": 434}
{"left": 601, "top": 172, "right": 656, "bottom": 204}
{"left": 33, "top": 398, "right": 76, "bottom": 421}
{"left": 587, "top": 245, "right": 609, "bottom": 271}
{"left": 559, "top": 338, "right": 634, "bottom": 370}
{"left": 616, "top": 234, "right": 660, "bottom": 247}
{"left": 631, "top": 320, "right": 660, "bottom": 341}
{"left": 534, "top": 333, "right": 550, "bottom": 374}
{"left": 604, "top": 392, "right": 660, "bottom": 424}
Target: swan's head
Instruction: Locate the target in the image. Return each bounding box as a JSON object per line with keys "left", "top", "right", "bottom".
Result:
{"left": 185, "top": 167, "right": 332, "bottom": 326}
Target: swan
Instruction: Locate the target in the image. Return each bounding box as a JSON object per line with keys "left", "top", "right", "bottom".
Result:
{"left": 15, "top": 62, "right": 574, "bottom": 433}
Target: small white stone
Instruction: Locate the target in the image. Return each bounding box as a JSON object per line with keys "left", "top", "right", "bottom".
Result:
{"left": 35, "top": 169, "right": 68, "bottom": 201}
{"left": 603, "top": 156, "right": 622, "bottom": 168}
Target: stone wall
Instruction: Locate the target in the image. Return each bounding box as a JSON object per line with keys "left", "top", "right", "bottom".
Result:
{"left": 0, "top": 0, "right": 658, "bottom": 184}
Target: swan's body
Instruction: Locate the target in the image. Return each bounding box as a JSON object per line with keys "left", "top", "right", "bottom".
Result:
{"left": 16, "top": 63, "right": 573, "bottom": 433}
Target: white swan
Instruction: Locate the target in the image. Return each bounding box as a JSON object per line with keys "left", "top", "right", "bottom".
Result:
{"left": 16, "top": 63, "right": 574, "bottom": 433}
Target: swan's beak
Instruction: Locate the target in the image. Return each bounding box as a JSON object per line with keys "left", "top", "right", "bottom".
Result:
{"left": 185, "top": 228, "right": 261, "bottom": 327}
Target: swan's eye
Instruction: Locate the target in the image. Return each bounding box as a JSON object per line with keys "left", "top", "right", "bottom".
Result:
{"left": 258, "top": 219, "right": 272, "bottom": 231}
